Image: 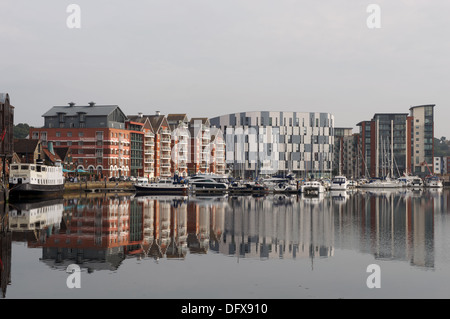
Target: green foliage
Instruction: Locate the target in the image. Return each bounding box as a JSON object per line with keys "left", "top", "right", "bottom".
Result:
{"left": 13, "top": 123, "right": 32, "bottom": 139}
{"left": 434, "top": 137, "right": 450, "bottom": 157}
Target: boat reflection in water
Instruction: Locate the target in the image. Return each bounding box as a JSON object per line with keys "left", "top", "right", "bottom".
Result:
{"left": 0, "top": 189, "right": 446, "bottom": 297}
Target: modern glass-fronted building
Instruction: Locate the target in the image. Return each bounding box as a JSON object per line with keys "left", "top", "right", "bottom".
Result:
{"left": 209, "top": 111, "right": 335, "bottom": 179}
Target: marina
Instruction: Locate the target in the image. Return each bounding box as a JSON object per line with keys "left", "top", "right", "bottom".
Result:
{"left": 1, "top": 188, "right": 450, "bottom": 299}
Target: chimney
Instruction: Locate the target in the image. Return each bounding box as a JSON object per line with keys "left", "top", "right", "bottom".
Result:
{"left": 138, "top": 112, "right": 143, "bottom": 118}
{"left": 88, "top": 101, "right": 95, "bottom": 107}
{"left": 155, "top": 111, "right": 160, "bottom": 116}
{"left": 68, "top": 102, "right": 75, "bottom": 107}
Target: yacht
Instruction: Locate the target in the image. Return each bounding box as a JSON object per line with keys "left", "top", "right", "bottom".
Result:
{"left": 358, "top": 177, "right": 401, "bottom": 189}
{"left": 133, "top": 178, "right": 189, "bottom": 195}
{"left": 261, "top": 177, "right": 293, "bottom": 191}
{"left": 300, "top": 180, "right": 325, "bottom": 196}
{"left": 273, "top": 181, "right": 299, "bottom": 193}
{"left": 187, "top": 173, "right": 230, "bottom": 185}
{"left": 189, "top": 177, "right": 229, "bottom": 193}
{"left": 330, "top": 176, "right": 349, "bottom": 190}
{"left": 8, "top": 160, "right": 65, "bottom": 201}
{"left": 229, "top": 181, "right": 269, "bottom": 194}
{"left": 397, "top": 175, "right": 423, "bottom": 188}
{"left": 424, "top": 176, "right": 443, "bottom": 188}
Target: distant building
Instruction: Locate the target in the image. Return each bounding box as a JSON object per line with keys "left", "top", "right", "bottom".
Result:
{"left": 410, "top": 105, "right": 435, "bottom": 175}
{"left": 333, "top": 128, "right": 361, "bottom": 178}
{"left": 210, "top": 111, "right": 335, "bottom": 179}
{"left": 31, "top": 102, "right": 131, "bottom": 178}
{"left": 0, "top": 93, "right": 14, "bottom": 195}
{"left": 356, "top": 105, "right": 435, "bottom": 178}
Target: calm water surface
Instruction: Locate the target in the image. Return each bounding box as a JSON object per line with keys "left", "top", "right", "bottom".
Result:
{"left": 1, "top": 188, "right": 450, "bottom": 299}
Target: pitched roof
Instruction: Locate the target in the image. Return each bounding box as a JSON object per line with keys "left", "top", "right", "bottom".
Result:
{"left": 53, "top": 146, "right": 71, "bottom": 161}
{"left": 43, "top": 147, "right": 62, "bottom": 163}
{"left": 42, "top": 104, "right": 124, "bottom": 118}
{"left": 13, "top": 139, "right": 40, "bottom": 154}
{"left": 146, "top": 115, "right": 169, "bottom": 133}
{"left": 127, "top": 114, "right": 147, "bottom": 123}
{"left": 167, "top": 114, "right": 188, "bottom": 123}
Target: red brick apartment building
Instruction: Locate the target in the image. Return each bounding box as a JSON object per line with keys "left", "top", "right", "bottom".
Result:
{"left": 31, "top": 103, "right": 226, "bottom": 179}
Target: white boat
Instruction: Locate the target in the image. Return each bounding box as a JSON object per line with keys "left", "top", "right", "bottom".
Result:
{"left": 300, "top": 180, "right": 325, "bottom": 196}
{"left": 330, "top": 176, "right": 349, "bottom": 190}
{"left": 397, "top": 175, "right": 423, "bottom": 187}
{"left": 347, "top": 180, "right": 358, "bottom": 188}
{"left": 189, "top": 177, "right": 229, "bottom": 192}
{"left": 424, "top": 176, "right": 443, "bottom": 188}
{"left": 8, "top": 160, "right": 65, "bottom": 201}
{"left": 187, "top": 173, "right": 230, "bottom": 185}
{"left": 134, "top": 178, "right": 189, "bottom": 195}
{"left": 273, "top": 180, "right": 299, "bottom": 193}
{"left": 358, "top": 177, "right": 401, "bottom": 189}
{"left": 261, "top": 177, "right": 293, "bottom": 191}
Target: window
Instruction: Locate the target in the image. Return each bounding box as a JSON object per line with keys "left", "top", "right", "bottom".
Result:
{"left": 56, "top": 132, "right": 61, "bottom": 137}
{"left": 67, "top": 132, "right": 72, "bottom": 137}
{"left": 79, "top": 132, "right": 84, "bottom": 137}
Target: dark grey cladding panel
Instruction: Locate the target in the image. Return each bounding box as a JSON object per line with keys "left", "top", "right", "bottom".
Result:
{"left": 292, "top": 152, "right": 300, "bottom": 161}
{"left": 230, "top": 113, "right": 236, "bottom": 126}
{"left": 320, "top": 113, "right": 329, "bottom": 127}
{"left": 209, "top": 117, "right": 220, "bottom": 127}
{"left": 304, "top": 144, "right": 312, "bottom": 152}
{"left": 292, "top": 135, "right": 301, "bottom": 144}
{"left": 261, "top": 111, "right": 269, "bottom": 126}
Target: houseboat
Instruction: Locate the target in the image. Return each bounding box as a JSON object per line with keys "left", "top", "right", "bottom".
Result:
{"left": 8, "top": 160, "right": 65, "bottom": 201}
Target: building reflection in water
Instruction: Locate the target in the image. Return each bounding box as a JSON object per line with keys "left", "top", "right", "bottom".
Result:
{"left": 0, "top": 203, "right": 11, "bottom": 298}
{"left": 0, "top": 189, "right": 446, "bottom": 296}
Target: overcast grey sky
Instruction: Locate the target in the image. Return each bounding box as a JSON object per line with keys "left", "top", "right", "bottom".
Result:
{"left": 1, "top": 1, "right": 449, "bottom": 137}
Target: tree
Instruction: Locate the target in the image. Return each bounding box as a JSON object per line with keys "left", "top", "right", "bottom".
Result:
{"left": 13, "top": 123, "right": 32, "bottom": 139}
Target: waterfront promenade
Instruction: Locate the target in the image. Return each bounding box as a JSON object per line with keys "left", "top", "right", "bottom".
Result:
{"left": 64, "top": 181, "right": 134, "bottom": 193}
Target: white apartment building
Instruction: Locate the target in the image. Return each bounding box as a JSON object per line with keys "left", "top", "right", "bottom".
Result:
{"left": 209, "top": 111, "right": 335, "bottom": 179}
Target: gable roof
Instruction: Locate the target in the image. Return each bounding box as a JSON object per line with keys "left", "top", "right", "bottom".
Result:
{"left": 42, "top": 147, "right": 62, "bottom": 164}
{"left": 13, "top": 139, "right": 40, "bottom": 154}
{"left": 53, "top": 146, "right": 71, "bottom": 161}
{"left": 167, "top": 114, "right": 188, "bottom": 123}
{"left": 146, "top": 115, "right": 169, "bottom": 133}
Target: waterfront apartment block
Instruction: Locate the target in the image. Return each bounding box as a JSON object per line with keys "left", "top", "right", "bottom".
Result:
{"left": 31, "top": 102, "right": 227, "bottom": 179}
{"left": 31, "top": 102, "right": 131, "bottom": 178}
{"left": 333, "top": 128, "right": 361, "bottom": 178}
{"left": 356, "top": 104, "right": 435, "bottom": 178}
{"left": 209, "top": 111, "right": 335, "bottom": 179}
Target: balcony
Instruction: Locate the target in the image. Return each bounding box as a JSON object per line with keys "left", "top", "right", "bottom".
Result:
{"left": 161, "top": 129, "right": 171, "bottom": 135}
